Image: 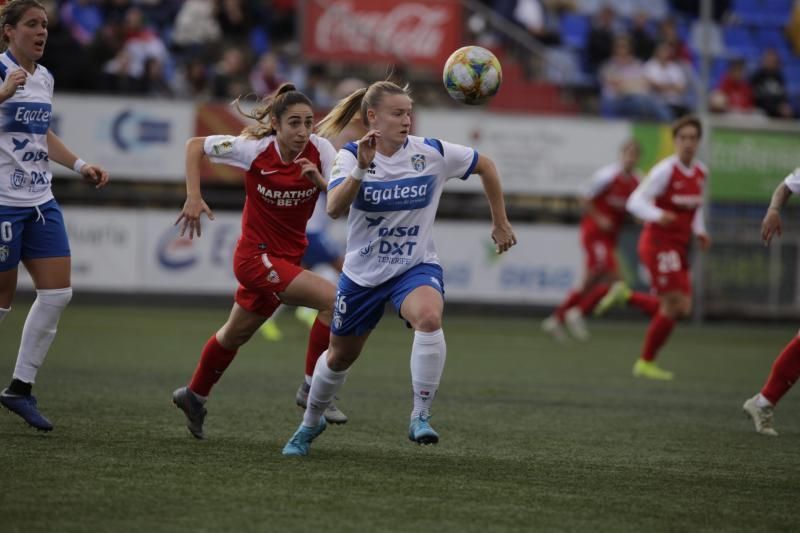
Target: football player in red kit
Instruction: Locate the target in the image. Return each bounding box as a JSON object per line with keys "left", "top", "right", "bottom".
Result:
{"left": 742, "top": 168, "right": 800, "bottom": 436}
{"left": 602, "top": 115, "right": 711, "bottom": 380}
{"left": 170, "top": 84, "right": 342, "bottom": 439}
{"left": 542, "top": 140, "right": 642, "bottom": 341}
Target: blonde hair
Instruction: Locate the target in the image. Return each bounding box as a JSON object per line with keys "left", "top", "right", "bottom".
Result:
{"left": 233, "top": 83, "right": 313, "bottom": 139}
{"left": 1, "top": 0, "right": 45, "bottom": 50}
{"left": 317, "top": 80, "right": 410, "bottom": 139}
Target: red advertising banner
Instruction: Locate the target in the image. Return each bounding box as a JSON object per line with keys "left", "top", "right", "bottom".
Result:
{"left": 302, "top": 0, "right": 463, "bottom": 69}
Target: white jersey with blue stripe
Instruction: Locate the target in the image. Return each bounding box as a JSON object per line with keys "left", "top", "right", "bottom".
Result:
{"left": 328, "top": 134, "right": 478, "bottom": 287}
{"left": 0, "top": 50, "right": 55, "bottom": 207}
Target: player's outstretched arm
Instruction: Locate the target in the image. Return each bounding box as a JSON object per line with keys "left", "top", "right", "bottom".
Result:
{"left": 175, "top": 137, "right": 215, "bottom": 239}
{"left": 762, "top": 182, "right": 792, "bottom": 246}
{"left": 46, "top": 130, "right": 109, "bottom": 189}
{"left": 474, "top": 154, "right": 516, "bottom": 254}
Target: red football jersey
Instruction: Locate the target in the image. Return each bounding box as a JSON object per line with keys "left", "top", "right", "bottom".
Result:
{"left": 204, "top": 133, "right": 337, "bottom": 261}
{"left": 581, "top": 162, "right": 640, "bottom": 240}
{"left": 631, "top": 155, "right": 707, "bottom": 249}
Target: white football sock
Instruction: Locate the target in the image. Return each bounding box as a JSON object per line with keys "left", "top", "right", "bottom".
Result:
{"left": 755, "top": 393, "right": 773, "bottom": 409}
{"left": 302, "top": 351, "right": 348, "bottom": 427}
{"left": 0, "top": 307, "right": 9, "bottom": 324}
{"left": 13, "top": 288, "right": 72, "bottom": 384}
{"left": 410, "top": 329, "right": 446, "bottom": 419}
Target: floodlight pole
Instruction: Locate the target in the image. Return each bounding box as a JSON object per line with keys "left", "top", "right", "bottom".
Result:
{"left": 692, "top": 0, "right": 713, "bottom": 325}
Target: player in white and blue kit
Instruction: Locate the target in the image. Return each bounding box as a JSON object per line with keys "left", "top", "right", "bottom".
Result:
{"left": 0, "top": 1, "right": 109, "bottom": 431}
{"left": 283, "top": 80, "right": 517, "bottom": 455}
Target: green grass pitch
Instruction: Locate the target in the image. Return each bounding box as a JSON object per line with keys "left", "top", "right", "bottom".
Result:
{"left": 1, "top": 303, "right": 797, "bottom": 532}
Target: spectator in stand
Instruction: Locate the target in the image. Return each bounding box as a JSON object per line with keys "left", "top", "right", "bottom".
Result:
{"left": 513, "top": 0, "right": 562, "bottom": 46}
{"left": 657, "top": 18, "right": 691, "bottom": 64}
{"left": 751, "top": 48, "right": 795, "bottom": 119}
{"left": 215, "top": 0, "right": 254, "bottom": 47}
{"left": 171, "top": 0, "right": 221, "bottom": 57}
{"left": 265, "top": 0, "right": 295, "bottom": 43}
{"left": 586, "top": 4, "right": 618, "bottom": 74}
{"left": 600, "top": 36, "right": 673, "bottom": 121}
{"left": 710, "top": 57, "right": 755, "bottom": 114}
{"left": 644, "top": 41, "right": 690, "bottom": 117}
{"left": 211, "top": 46, "right": 250, "bottom": 99}
{"left": 101, "top": 48, "right": 144, "bottom": 94}
{"left": 40, "top": 1, "right": 91, "bottom": 92}
{"left": 174, "top": 56, "right": 212, "bottom": 100}
{"left": 117, "top": 6, "right": 169, "bottom": 79}
{"left": 142, "top": 56, "right": 174, "bottom": 98}
{"left": 629, "top": 11, "right": 655, "bottom": 61}
{"left": 249, "top": 50, "right": 284, "bottom": 97}
{"left": 59, "top": 0, "right": 103, "bottom": 46}
{"left": 86, "top": 20, "right": 124, "bottom": 91}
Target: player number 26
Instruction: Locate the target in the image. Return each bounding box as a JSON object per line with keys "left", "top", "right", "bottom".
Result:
{"left": 657, "top": 250, "right": 681, "bottom": 273}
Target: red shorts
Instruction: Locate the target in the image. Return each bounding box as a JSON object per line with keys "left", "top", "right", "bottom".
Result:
{"left": 232, "top": 251, "right": 305, "bottom": 317}
{"left": 639, "top": 242, "right": 690, "bottom": 295}
{"left": 581, "top": 231, "right": 618, "bottom": 275}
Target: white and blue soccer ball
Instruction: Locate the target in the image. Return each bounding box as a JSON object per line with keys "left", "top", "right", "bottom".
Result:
{"left": 442, "top": 46, "right": 502, "bottom": 105}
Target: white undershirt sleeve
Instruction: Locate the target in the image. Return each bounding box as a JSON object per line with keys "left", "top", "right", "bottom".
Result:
{"left": 626, "top": 160, "right": 672, "bottom": 222}
{"left": 691, "top": 205, "right": 707, "bottom": 235}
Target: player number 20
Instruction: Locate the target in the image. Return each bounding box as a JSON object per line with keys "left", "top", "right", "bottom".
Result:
{"left": 657, "top": 250, "right": 681, "bottom": 273}
{"left": 0, "top": 221, "right": 11, "bottom": 243}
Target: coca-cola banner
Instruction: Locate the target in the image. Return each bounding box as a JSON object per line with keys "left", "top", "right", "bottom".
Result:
{"left": 302, "top": 0, "right": 463, "bottom": 68}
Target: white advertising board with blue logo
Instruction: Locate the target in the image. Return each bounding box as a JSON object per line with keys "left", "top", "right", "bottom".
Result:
{"left": 48, "top": 96, "right": 195, "bottom": 181}
{"left": 415, "top": 109, "right": 631, "bottom": 196}
{"left": 432, "top": 221, "right": 581, "bottom": 304}
{"left": 17, "top": 208, "right": 582, "bottom": 304}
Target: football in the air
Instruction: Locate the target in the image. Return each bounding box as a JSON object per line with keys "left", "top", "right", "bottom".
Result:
{"left": 442, "top": 46, "right": 502, "bottom": 105}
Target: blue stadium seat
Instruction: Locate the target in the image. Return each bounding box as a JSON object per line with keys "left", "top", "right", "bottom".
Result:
{"left": 724, "top": 26, "right": 758, "bottom": 57}
{"left": 733, "top": 0, "right": 762, "bottom": 16}
{"left": 560, "top": 13, "right": 590, "bottom": 49}
{"left": 784, "top": 65, "right": 800, "bottom": 89}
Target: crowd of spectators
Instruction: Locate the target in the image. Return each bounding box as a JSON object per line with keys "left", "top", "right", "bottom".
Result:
{"left": 495, "top": 0, "right": 800, "bottom": 120}
{"left": 36, "top": 0, "right": 318, "bottom": 102}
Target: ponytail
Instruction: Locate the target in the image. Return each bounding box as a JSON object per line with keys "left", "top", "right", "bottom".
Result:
{"left": 317, "top": 81, "right": 411, "bottom": 138}
{"left": 316, "top": 87, "right": 367, "bottom": 139}
{"left": 234, "top": 83, "right": 313, "bottom": 139}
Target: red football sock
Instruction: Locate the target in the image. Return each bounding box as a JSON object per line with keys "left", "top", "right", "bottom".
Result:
{"left": 761, "top": 337, "right": 800, "bottom": 405}
{"left": 305, "top": 318, "right": 331, "bottom": 378}
{"left": 554, "top": 290, "right": 582, "bottom": 321}
{"left": 578, "top": 283, "right": 610, "bottom": 315}
{"left": 189, "top": 335, "right": 238, "bottom": 397}
{"left": 640, "top": 312, "right": 676, "bottom": 362}
{"left": 629, "top": 292, "right": 660, "bottom": 317}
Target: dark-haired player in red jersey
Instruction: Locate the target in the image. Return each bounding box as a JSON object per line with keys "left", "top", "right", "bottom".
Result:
{"left": 170, "top": 83, "right": 344, "bottom": 439}
{"left": 742, "top": 168, "right": 800, "bottom": 436}
{"left": 600, "top": 116, "right": 711, "bottom": 380}
{"left": 542, "top": 139, "right": 642, "bottom": 341}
